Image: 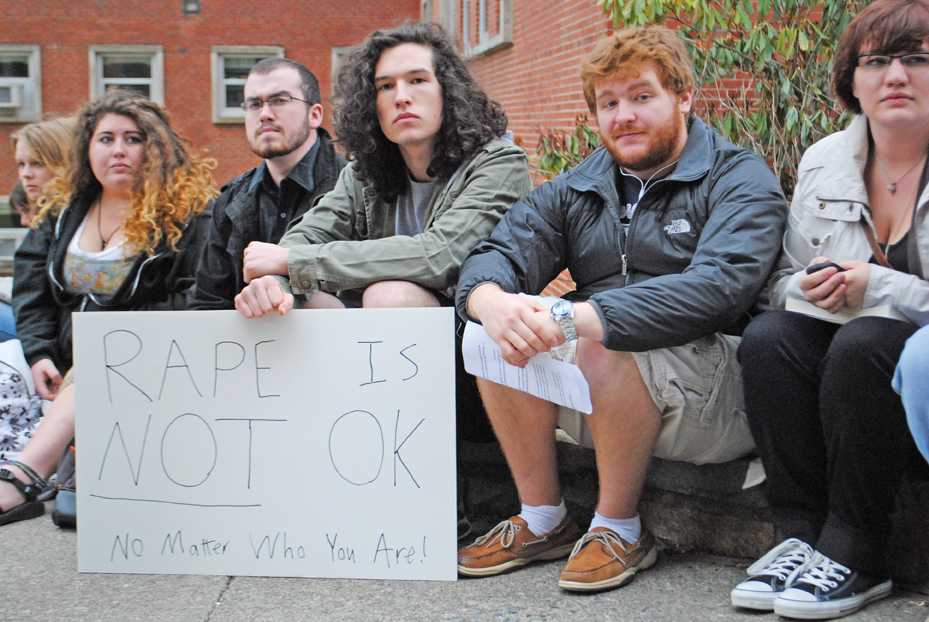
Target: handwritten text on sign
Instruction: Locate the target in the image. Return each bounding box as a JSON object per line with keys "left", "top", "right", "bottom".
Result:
{"left": 73, "top": 309, "right": 456, "bottom": 580}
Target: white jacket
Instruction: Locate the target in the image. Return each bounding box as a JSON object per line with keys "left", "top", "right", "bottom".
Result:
{"left": 766, "top": 115, "right": 929, "bottom": 326}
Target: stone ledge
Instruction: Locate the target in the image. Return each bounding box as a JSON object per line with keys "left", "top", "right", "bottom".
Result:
{"left": 460, "top": 440, "right": 929, "bottom": 593}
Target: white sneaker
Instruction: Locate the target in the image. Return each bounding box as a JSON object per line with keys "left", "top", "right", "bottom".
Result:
{"left": 731, "top": 538, "right": 814, "bottom": 610}
{"left": 774, "top": 551, "right": 892, "bottom": 620}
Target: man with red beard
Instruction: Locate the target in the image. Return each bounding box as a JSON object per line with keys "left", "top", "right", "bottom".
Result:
{"left": 191, "top": 58, "right": 344, "bottom": 310}
{"left": 455, "top": 26, "right": 786, "bottom": 592}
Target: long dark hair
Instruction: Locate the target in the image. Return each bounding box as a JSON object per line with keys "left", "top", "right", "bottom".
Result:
{"left": 334, "top": 21, "right": 508, "bottom": 201}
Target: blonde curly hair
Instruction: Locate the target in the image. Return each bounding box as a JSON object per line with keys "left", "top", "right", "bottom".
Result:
{"left": 36, "top": 90, "right": 217, "bottom": 255}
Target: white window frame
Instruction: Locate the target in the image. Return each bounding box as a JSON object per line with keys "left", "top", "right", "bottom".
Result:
{"left": 330, "top": 46, "right": 353, "bottom": 97}
{"left": 211, "top": 45, "right": 284, "bottom": 124}
{"left": 0, "top": 44, "right": 41, "bottom": 123}
{"left": 461, "top": 0, "right": 512, "bottom": 59}
{"left": 89, "top": 45, "right": 164, "bottom": 103}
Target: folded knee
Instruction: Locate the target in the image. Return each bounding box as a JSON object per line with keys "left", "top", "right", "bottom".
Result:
{"left": 362, "top": 281, "right": 440, "bottom": 308}
{"left": 575, "top": 339, "right": 635, "bottom": 383}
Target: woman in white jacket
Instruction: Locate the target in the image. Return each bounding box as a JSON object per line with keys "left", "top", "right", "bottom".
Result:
{"left": 730, "top": 1, "right": 929, "bottom": 619}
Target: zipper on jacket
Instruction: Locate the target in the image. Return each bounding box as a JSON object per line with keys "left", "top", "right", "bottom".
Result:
{"left": 621, "top": 175, "right": 675, "bottom": 286}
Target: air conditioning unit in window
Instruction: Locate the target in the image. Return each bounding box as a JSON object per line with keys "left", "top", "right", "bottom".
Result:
{"left": 0, "top": 84, "right": 23, "bottom": 111}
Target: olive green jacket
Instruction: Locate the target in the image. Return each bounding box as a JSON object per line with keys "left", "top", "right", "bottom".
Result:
{"left": 280, "top": 137, "right": 531, "bottom": 299}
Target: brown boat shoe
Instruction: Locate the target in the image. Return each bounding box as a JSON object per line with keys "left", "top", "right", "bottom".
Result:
{"left": 558, "top": 526, "right": 658, "bottom": 592}
{"left": 458, "top": 514, "right": 581, "bottom": 577}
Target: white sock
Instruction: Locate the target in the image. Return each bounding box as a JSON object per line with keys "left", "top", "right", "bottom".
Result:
{"left": 589, "top": 511, "right": 641, "bottom": 543}
{"left": 519, "top": 499, "right": 567, "bottom": 536}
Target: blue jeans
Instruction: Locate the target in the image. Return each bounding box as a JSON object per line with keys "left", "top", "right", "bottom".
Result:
{"left": 0, "top": 302, "right": 15, "bottom": 342}
{"left": 893, "top": 325, "right": 929, "bottom": 464}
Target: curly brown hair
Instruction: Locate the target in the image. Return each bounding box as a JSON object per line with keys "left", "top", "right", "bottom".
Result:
{"left": 333, "top": 21, "right": 508, "bottom": 201}
{"left": 833, "top": 0, "right": 929, "bottom": 114}
{"left": 37, "top": 90, "right": 217, "bottom": 255}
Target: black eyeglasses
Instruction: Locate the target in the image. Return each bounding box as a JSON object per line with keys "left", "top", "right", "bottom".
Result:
{"left": 857, "top": 52, "right": 929, "bottom": 71}
{"left": 240, "top": 93, "right": 311, "bottom": 113}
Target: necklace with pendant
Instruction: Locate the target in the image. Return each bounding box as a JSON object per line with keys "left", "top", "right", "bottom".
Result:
{"left": 96, "top": 200, "right": 123, "bottom": 251}
{"left": 875, "top": 154, "right": 927, "bottom": 194}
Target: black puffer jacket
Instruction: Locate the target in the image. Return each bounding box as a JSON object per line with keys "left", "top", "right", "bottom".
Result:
{"left": 12, "top": 193, "right": 211, "bottom": 370}
{"left": 456, "top": 117, "right": 787, "bottom": 352}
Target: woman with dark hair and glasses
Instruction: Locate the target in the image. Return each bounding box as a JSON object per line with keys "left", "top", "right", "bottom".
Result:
{"left": 731, "top": 0, "right": 929, "bottom": 618}
{"left": 0, "top": 90, "right": 215, "bottom": 527}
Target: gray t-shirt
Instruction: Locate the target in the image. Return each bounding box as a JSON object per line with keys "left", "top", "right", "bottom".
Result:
{"left": 395, "top": 178, "right": 436, "bottom": 236}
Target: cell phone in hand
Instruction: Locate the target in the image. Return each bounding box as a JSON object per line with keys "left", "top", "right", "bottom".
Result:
{"left": 805, "top": 261, "right": 847, "bottom": 275}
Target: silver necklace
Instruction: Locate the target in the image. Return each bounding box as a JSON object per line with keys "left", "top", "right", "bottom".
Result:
{"left": 875, "top": 155, "right": 926, "bottom": 194}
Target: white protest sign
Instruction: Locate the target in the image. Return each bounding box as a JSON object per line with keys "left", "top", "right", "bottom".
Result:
{"left": 73, "top": 308, "right": 456, "bottom": 580}
{"left": 462, "top": 321, "right": 592, "bottom": 413}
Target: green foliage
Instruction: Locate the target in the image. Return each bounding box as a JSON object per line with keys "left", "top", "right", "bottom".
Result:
{"left": 536, "top": 114, "right": 602, "bottom": 179}
{"left": 538, "top": 0, "right": 867, "bottom": 195}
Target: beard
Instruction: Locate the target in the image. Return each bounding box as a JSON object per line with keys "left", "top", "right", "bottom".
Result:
{"left": 602, "top": 112, "right": 684, "bottom": 174}
{"left": 249, "top": 119, "right": 311, "bottom": 159}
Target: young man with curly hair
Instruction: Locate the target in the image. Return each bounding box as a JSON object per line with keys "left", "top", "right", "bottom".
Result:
{"left": 236, "top": 23, "right": 530, "bottom": 543}
{"left": 191, "top": 58, "right": 345, "bottom": 310}
{"left": 455, "top": 26, "right": 786, "bottom": 592}
{"left": 235, "top": 22, "right": 529, "bottom": 316}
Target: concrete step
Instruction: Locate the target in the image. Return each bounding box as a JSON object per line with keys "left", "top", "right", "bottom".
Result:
{"left": 460, "top": 439, "right": 929, "bottom": 594}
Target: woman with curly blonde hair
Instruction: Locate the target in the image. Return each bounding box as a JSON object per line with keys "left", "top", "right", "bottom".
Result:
{"left": 0, "top": 90, "right": 216, "bottom": 527}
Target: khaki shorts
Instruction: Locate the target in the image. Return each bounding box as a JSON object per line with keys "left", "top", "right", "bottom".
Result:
{"left": 557, "top": 333, "right": 755, "bottom": 465}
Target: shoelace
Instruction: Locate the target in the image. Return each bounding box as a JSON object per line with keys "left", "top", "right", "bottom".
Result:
{"left": 796, "top": 553, "right": 851, "bottom": 590}
{"left": 746, "top": 538, "right": 814, "bottom": 585}
{"left": 569, "top": 530, "right": 628, "bottom": 561}
{"left": 473, "top": 519, "right": 520, "bottom": 549}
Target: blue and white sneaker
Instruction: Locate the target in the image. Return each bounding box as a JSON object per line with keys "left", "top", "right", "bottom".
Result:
{"left": 731, "top": 538, "right": 814, "bottom": 610}
{"left": 774, "top": 552, "right": 892, "bottom": 620}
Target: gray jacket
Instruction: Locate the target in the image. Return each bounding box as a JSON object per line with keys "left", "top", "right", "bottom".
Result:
{"left": 280, "top": 137, "right": 530, "bottom": 299}
{"left": 766, "top": 115, "right": 929, "bottom": 326}
{"left": 456, "top": 117, "right": 787, "bottom": 352}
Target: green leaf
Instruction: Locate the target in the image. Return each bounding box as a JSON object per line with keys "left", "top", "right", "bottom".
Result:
{"left": 785, "top": 106, "right": 800, "bottom": 131}
{"left": 798, "top": 29, "right": 810, "bottom": 51}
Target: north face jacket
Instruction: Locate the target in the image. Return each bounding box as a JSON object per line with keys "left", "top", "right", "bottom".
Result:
{"left": 456, "top": 117, "right": 787, "bottom": 352}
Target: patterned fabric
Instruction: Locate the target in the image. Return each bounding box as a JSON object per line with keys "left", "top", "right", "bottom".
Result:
{"left": 62, "top": 218, "right": 134, "bottom": 296}
{"left": 0, "top": 346, "right": 43, "bottom": 459}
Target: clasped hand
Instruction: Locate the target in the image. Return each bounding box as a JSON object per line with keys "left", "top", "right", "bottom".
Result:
{"left": 800, "top": 256, "right": 870, "bottom": 313}
{"left": 31, "top": 358, "right": 61, "bottom": 400}
{"left": 469, "top": 286, "right": 565, "bottom": 367}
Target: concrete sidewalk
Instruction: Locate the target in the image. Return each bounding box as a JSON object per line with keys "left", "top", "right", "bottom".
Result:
{"left": 2, "top": 509, "right": 927, "bottom": 622}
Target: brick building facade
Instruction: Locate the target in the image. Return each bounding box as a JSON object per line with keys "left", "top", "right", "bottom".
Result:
{"left": 455, "top": 0, "right": 610, "bottom": 162}
{"left": 0, "top": 0, "right": 418, "bottom": 190}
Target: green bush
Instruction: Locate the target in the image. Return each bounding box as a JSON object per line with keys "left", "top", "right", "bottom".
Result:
{"left": 536, "top": 0, "right": 866, "bottom": 195}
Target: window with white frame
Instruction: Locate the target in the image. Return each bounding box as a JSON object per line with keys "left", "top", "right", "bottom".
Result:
{"left": 457, "top": 0, "right": 512, "bottom": 59}
{"left": 211, "top": 46, "right": 284, "bottom": 124}
{"left": 330, "top": 46, "right": 353, "bottom": 96}
{"left": 0, "top": 45, "right": 41, "bottom": 123}
{"left": 89, "top": 45, "right": 164, "bottom": 103}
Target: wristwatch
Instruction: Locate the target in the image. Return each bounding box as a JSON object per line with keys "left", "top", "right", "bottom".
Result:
{"left": 549, "top": 298, "right": 577, "bottom": 342}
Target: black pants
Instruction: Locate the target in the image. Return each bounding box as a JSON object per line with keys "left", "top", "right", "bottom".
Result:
{"left": 738, "top": 311, "right": 917, "bottom": 576}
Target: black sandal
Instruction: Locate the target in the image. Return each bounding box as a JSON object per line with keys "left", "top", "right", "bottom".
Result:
{"left": 0, "top": 460, "right": 48, "bottom": 526}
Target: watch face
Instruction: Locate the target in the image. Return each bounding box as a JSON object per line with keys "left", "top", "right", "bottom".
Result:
{"left": 551, "top": 299, "right": 572, "bottom": 319}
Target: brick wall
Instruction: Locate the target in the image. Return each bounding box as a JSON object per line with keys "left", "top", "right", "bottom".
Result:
{"left": 0, "top": 0, "right": 419, "bottom": 189}
{"left": 465, "top": 0, "right": 611, "bottom": 167}
{"left": 461, "top": 1, "right": 749, "bottom": 175}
